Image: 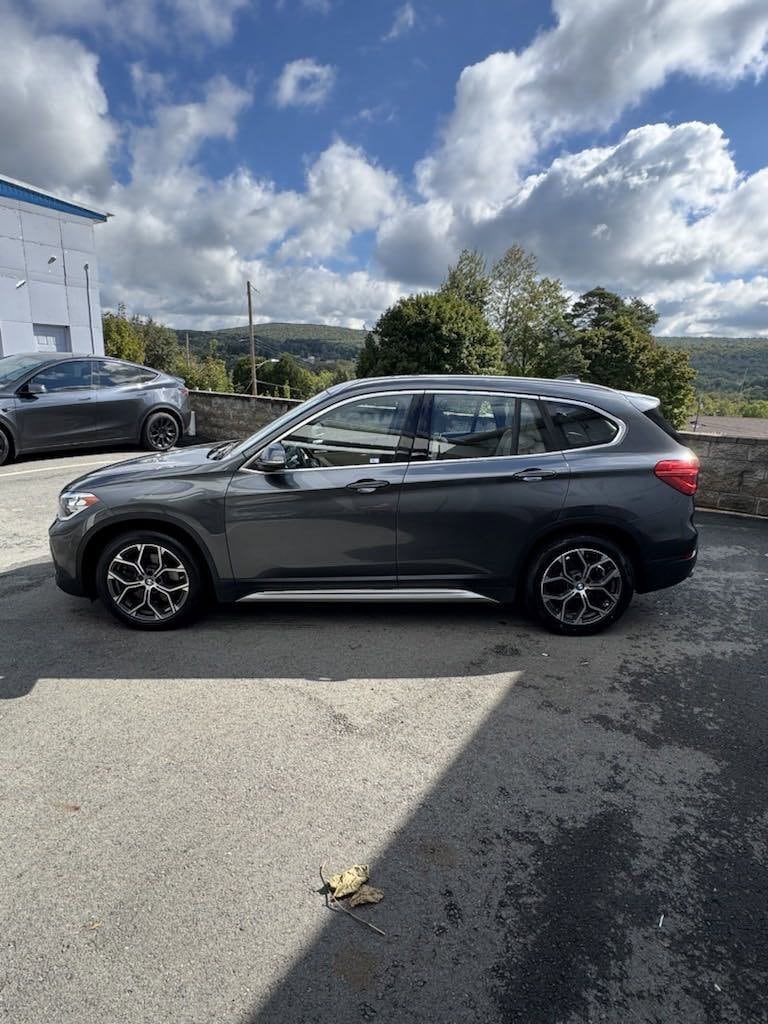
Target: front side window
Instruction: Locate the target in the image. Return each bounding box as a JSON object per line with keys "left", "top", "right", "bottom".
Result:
{"left": 426, "top": 393, "right": 551, "bottom": 460}
{"left": 28, "top": 359, "right": 92, "bottom": 393}
{"left": 94, "top": 359, "right": 156, "bottom": 387}
{"left": 545, "top": 401, "right": 620, "bottom": 449}
{"left": 277, "top": 393, "right": 415, "bottom": 470}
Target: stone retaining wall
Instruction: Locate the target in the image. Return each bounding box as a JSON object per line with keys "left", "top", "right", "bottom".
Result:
{"left": 190, "top": 390, "right": 299, "bottom": 441}
{"left": 189, "top": 392, "right": 768, "bottom": 517}
{"left": 680, "top": 432, "right": 768, "bottom": 517}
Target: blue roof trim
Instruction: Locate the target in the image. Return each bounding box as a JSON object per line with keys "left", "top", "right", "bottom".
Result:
{"left": 0, "top": 180, "right": 108, "bottom": 222}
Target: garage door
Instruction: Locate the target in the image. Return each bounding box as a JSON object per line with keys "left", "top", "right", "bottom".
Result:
{"left": 34, "top": 324, "right": 71, "bottom": 353}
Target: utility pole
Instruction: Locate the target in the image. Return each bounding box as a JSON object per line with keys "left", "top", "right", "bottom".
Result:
{"left": 185, "top": 332, "right": 190, "bottom": 367}
{"left": 247, "top": 280, "right": 257, "bottom": 397}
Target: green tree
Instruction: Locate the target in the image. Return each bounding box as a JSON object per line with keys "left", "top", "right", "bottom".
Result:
{"left": 133, "top": 316, "right": 180, "bottom": 373}
{"left": 177, "top": 353, "right": 231, "bottom": 392}
{"left": 102, "top": 311, "right": 145, "bottom": 363}
{"left": 487, "top": 245, "right": 585, "bottom": 377}
{"left": 356, "top": 292, "right": 502, "bottom": 377}
{"left": 570, "top": 288, "right": 696, "bottom": 427}
{"left": 441, "top": 248, "right": 490, "bottom": 313}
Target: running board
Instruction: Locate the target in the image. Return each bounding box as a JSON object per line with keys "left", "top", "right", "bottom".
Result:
{"left": 237, "top": 587, "right": 498, "bottom": 604}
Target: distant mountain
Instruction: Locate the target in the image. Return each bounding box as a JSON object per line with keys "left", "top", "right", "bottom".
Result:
{"left": 180, "top": 322, "right": 367, "bottom": 369}
{"left": 178, "top": 322, "right": 768, "bottom": 396}
{"left": 660, "top": 335, "right": 768, "bottom": 395}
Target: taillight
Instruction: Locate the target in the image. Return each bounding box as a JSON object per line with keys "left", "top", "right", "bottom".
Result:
{"left": 654, "top": 456, "right": 699, "bottom": 495}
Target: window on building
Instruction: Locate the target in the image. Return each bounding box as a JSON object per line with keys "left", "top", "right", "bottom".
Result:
{"left": 33, "top": 324, "right": 71, "bottom": 354}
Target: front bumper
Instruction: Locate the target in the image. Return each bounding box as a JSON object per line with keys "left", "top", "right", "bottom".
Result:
{"left": 49, "top": 514, "right": 92, "bottom": 598}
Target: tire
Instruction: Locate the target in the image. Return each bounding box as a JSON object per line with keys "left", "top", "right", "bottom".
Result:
{"left": 142, "top": 410, "right": 180, "bottom": 452}
{"left": 525, "top": 534, "right": 634, "bottom": 636}
{"left": 0, "top": 427, "right": 12, "bottom": 467}
{"left": 95, "top": 531, "right": 207, "bottom": 630}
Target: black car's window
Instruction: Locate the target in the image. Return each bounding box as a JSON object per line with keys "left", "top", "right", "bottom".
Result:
{"left": 278, "top": 393, "right": 414, "bottom": 469}
{"left": 426, "top": 394, "right": 551, "bottom": 460}
{"left": 28, "top": 359, "right": 92, "bottom": 393}
{"left": 545, "top": 401, "right": 620, "bottom": 449}
{"left": 94, "top": 359, "right": 156, "bottom": 387}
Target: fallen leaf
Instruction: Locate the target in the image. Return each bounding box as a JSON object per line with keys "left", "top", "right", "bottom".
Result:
{"left": 328, "top": 865, "right": 369, "bottom": 899}
{"left": 59, "top": 803, "right": 81, "bottom": 813}
{"left": 350, "top": 885, "right": 384, "bottom": 908}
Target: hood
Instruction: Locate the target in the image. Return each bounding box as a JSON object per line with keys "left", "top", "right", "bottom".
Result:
{"left": 65, "top": 443, "right": 232, "bottom": 491}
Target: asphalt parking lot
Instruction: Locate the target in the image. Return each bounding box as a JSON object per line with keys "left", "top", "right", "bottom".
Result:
{"left": 1, "top": 450, "right": 767, "bottom": 1024}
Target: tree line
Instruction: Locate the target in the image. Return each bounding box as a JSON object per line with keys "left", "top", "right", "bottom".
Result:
{"left": 103, "top": 244, "right": 699, "bottom": 426}
{"left": 357, "top": 247, "right": 697, "bottom": 427}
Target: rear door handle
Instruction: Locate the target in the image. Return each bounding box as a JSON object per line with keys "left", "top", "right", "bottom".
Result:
{"left": 77, "top": 397, "right": 94, "bottom": 403}
{"left": 346, "top": 478, "right": 391, "bottom": 494}
{"left": 510, "top": 467, "right": 559, "bottom": 482}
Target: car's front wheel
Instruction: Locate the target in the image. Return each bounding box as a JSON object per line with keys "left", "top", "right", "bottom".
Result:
{"left": 142, "top": 411, "right": 180, "bottom": 452}
{"left": 95, "top": 531, "right": 206, "bottom": 630}
{"left": 525, "top": 534, "right": 634, "bottom": 636}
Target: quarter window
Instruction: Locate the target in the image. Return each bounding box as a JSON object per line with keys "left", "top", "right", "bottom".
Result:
{"left": 426, "top": 394, "right": 551, "bottom": 460}
{"left": 28, "top": 359, "right": 92, "bottom": 393}
{"left": 545, "top": 401, "right": 619, "bottom": 449}
{"left": 278, "top": 393, "right": 414, "bottom": 470}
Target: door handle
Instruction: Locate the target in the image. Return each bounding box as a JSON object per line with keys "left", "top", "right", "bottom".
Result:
{"left": 77, "top": 396, "right": 94, "bottom": 403}
{"left": 510, "top": 467, "right": 559, "bottom": 482}
{"left": 346, "top": 478, "right": 391, "bottom": 494}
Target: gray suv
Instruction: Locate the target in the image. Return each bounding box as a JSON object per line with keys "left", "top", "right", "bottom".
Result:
{"left": 49, "top": 375, "right": 699, "bottom": 635}
{"left": 0, "top": 352, "right": 191, "bottom": 465}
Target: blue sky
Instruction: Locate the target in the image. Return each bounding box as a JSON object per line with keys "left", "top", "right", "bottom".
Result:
{"left": 1, "top": 0, "right": 768, "bottom": 335}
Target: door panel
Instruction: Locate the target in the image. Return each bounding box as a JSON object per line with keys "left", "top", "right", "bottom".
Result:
{"left": 226, "top": 392, "right": 420, "bottom": 586}
{"left": 16, "top": 359, "right": 95, "bottom": 451}
{"left": 93, "top": 359, "right": 156, "bottom": 441}
{"left": 396, "top": 393, "right": 570, "bottom": 588}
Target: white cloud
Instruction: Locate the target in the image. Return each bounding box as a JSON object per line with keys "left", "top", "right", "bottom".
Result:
{"left": 417, "top": 0, "right": 768, "bottom": 203}
{"left": 15, "top": 0, "right": 249, "bottom": 43}
{"left": 275, "top": 58, "right": 336, "bottom": 108}
{"left": 383, "top": 3, "right": 416, "bottom": 42}
{"left": 0, "top": 12, "right": 115, "bottom": 193}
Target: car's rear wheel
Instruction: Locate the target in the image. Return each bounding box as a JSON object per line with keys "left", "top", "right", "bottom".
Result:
{"left": 525, "top": 534, "right": 634, "bottom": 636}
{"left": 0, "top": 427, "right": 13, "bottom": 467}
{"left": 95, "top": 531, "right": 206, "bottom": 630}
{"left": 142, "top": 411, "right": 180, "bottom": 452}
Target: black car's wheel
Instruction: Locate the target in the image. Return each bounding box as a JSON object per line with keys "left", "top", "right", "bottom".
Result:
{"left": 95, "top": 531, "right": 206, "bottom": 630}
{"left": 142, "top": 411, "right": 180, "bottom": 452}
{"left": 525, "top": 534, "right": 634, "bottom": 636}
{"left": 0, "top": 428, "right": 12, "bottom": 467}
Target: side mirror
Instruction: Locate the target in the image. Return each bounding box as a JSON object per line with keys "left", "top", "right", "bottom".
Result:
{"left": 18, "top": 381, "right": 44, "bottom": 399}
{"left": 255, "top": 441, "right": 287, "bottom": 472}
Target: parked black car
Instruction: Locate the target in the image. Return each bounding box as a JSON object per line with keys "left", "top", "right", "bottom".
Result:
{"left": 0, "top": 352, "right": 191, "bottom": 465}
{"left": 49, "top": 375, "right": 699, "bottom": 635}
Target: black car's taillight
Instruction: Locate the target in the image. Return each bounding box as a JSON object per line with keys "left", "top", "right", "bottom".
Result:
{"left": 654, "top": 456, "right": 700, "bottom": 495}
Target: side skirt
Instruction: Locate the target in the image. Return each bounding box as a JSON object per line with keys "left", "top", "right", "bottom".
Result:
{"left": 236, "top": 587, "right": 499, "bottom": 604}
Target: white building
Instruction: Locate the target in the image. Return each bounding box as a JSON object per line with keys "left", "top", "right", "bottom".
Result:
{"left": 0, "top": 174, "right": 109, "bottom": 357}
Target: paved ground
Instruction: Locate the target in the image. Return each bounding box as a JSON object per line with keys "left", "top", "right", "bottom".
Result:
{"left": 1, "top": 451, "right": 767, "bottom": 1024}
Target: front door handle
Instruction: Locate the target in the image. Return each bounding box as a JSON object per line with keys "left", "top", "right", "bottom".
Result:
{"left": 77, "top": 396, "right": 95, "bottom": 403}
{"left": 346, "top": 478, "right": 391, "bottom": 494}
{"left": 510, "top": 467, "right": 559, "bottom": 482}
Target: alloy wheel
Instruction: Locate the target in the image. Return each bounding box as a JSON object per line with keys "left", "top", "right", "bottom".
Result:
{"left": 148, "top": 414, "right": 179, "bottom": 450}
{"left": 540, "top": 547, "right": 622, "bottom": 627}
{"left": 106, "top": 542, "right": 190, "bottom": 623}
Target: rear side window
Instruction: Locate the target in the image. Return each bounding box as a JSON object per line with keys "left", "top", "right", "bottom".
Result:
{"left": 545, "top": 401, "right": 620, "bottom": 449}
{"left": 426, "top": 394, "right": 551, "bottom": 460}
{"left": 94, "top": 360, "right": 156, "bottom": 387}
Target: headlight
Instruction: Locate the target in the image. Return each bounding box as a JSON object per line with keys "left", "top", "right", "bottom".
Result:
{"left": 58, "top": 492, "right": 100, "bottom": 521}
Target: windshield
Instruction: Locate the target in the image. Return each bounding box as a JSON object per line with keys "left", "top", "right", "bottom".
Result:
{"left": 0, "top": 354, "right": 46, "bottom": 388}
{"left": 227, "top": 389, "right": 332, "bottom": 459}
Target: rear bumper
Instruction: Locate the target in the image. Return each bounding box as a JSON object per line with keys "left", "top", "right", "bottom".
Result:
{"left": 637, "top": 546, "right": 697, "bottom": 593}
